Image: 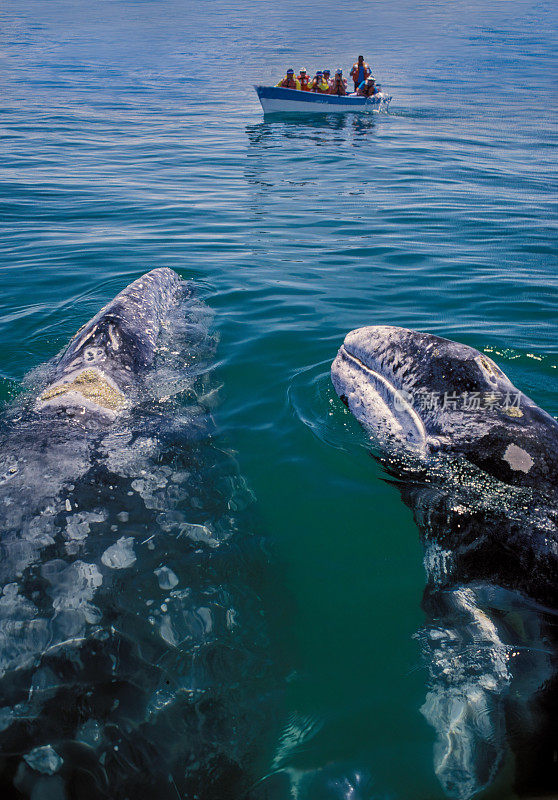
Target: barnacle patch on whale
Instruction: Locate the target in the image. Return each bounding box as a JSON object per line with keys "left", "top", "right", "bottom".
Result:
{"left": 38, "top": 368, "right": 127, "bottom": 413}
{"left": 502, "top": 406, "right": 523, "bottom": 418}
{"left": 476, "top": 354, "right": 502, "bottom": 383}
{"left": 503, "top": 443, "right": 534, "bottom": 473}
{"left": 101, "top": 537, "right": 136, "bottom": 569}
{"left": 23, "top": 745, "right": 63, "bottom": 775}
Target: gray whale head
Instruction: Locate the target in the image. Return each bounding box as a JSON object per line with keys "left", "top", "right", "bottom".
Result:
{"left": 36, "top": 267, "right": 186, "bottom": 417}
{"left": 331, "top": 325, "right": 558, "bottom": 489}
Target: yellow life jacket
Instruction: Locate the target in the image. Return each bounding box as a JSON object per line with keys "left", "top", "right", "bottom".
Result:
{"left": 311, "top": 78, "right": 329, "bottom": 93}
{"left": 277, "top": 75, "right": 301, "bottom": 90}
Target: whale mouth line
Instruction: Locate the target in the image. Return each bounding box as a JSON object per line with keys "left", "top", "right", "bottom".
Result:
{"left": 339, "top": 345, "right": 428, "bottom": 447}
{"left": 37, "top": 368, "right": 127, "bottom": 414}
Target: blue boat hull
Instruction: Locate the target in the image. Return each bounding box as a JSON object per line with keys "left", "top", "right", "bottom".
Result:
{"left": 254, "top": 84, "right": 391, "bottom": 115}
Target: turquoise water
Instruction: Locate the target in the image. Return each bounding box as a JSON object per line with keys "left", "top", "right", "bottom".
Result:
{"left": 1, "top": 1, "right": 557, "bottom": 797}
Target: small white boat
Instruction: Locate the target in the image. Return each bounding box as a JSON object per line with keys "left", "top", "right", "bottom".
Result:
{"left": 255, "top": 85, "right": 391, "bottom": 115}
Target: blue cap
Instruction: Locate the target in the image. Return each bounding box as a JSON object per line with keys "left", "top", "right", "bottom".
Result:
{"left": 287, "top": 68, "right": 294, "bottom": 74}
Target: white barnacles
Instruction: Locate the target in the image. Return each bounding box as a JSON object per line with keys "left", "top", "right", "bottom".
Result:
{"left": 24, "top": 745, "right": 63, "bottom": 775}
{"left": 108, "top": 323, "right": 120, "bottom": 351}
{"left": 503, "top": 443, "right": 534, "bottom": 473}
{"left": 154, "top": 566, "right": 179, "bottom": 590}
{"left": 101, "top": 537, "right": 136, "bottom": 569}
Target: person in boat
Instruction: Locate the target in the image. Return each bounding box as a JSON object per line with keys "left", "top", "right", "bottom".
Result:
{"left": 276, "top": 68, "right": 301, "bottom": 90}
{"left": 357, "top": 76, "right": 379, "bottom": 97}
{"left": 298, "top": 68, "right": 311, "bottom": 91}
{"left": 310, "top": 70, "right": 329, "bottom": 93}
{"left": 322, "top": 69, "right": 332, "bottom": 88}
{"left": 350, "top": 55, "right": 370, "bottom": 92}
{"left": 329, "top": 69, "right": 347, "bottom": 96}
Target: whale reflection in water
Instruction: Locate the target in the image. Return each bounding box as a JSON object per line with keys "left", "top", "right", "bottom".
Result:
{"left": 331, "top": 325, "right": 558, "bottom": 799}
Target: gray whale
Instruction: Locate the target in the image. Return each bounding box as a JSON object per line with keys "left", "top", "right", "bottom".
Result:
{"left": 332, "top": 325, "right": 558, "bottom": 799}
{"left": 0, "top": 269, "right": 272, "bottom": 799}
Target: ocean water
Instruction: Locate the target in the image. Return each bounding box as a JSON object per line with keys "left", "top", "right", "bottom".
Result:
{"left": 0, "top": 1, "right": 557, "bottom": 798}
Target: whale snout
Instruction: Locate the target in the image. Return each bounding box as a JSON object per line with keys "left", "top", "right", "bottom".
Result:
{"left": 332, "top": 326, "right": 429, "bottom": 457}
{"left": 36, "top": 268, "right": 189, "bottom": 417}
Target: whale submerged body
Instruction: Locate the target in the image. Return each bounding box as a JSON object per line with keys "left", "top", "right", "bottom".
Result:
{"left": 0, "top": 269, "right": 271, "bottom": 799}
{"left": 332, "top": 326, "right": 558, "bottom": 799}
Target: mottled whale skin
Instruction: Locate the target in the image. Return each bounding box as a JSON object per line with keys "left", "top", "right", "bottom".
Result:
{"left": 35, "top": 267, "right": 185, "bottom": 417}
{"left": 331, "top": 326, "right": 558, "bottom": 800}
{"left": 0, "top": 269, "right": 272, "bottom": 799}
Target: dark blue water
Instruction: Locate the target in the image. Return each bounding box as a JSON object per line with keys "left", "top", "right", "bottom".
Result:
{"left": 1, "top": 1, "right": 557, "bottom": 797}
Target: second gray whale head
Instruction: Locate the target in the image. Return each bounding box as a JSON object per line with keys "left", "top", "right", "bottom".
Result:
{"left": 331, "top": 324, "right": 558, "bottom": 491}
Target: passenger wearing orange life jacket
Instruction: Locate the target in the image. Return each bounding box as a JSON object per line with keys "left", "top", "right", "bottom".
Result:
{"left": 350, "top": 55, "right": 370, "bottom": 92}
{"left": 310, "top": 71, "right": 329, "bottom": 93}
{"left": 329, "top": 69, "right": 347, "bottom": 96}
{"left": 298, "top": 68, "right": 311, "bottom": 91}
{"left": 276, "top": 68, "right": 301, "bottom": 90}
